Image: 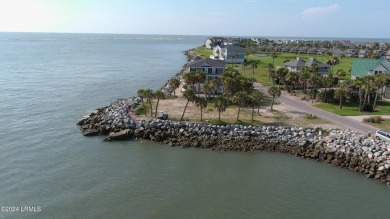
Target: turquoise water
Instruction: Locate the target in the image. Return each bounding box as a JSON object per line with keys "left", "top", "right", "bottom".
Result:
{"left": 0, "top": 33, "right": 389, "bottom": 219}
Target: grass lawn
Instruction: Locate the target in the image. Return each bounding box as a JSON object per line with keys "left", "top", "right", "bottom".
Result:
{"left": 363, "top": 119, "right": 390, "bottom": 130}
{"left": 315, "top": 101, "right": 390, "bottom": 116}
{"left": 190, "top": 49, "right": 354, "bottom": 85}
{"left": 192, "top": 47, "right": 213, "bottom": 58}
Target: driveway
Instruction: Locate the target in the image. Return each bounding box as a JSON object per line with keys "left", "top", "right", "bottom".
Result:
{"left": 254, "top": 83, "right": 377, "bottom": 134}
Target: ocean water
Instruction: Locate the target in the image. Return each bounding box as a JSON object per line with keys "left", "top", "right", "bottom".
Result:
{"left": 0, "top": 32, "right": 389, "bottom": 219}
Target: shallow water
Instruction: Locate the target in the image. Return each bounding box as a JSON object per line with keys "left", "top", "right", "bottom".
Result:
{"left": 0, "top": 33, "right": 389, "bottom": 219}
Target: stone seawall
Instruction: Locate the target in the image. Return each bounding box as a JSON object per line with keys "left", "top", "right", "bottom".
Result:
{"left": 77, "top": 98, "right": 390, "bottom": 186}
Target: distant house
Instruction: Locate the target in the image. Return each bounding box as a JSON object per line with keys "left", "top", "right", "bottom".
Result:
{"left": 351, "top": 57, "right": 390, "bottom": 98}
{"left": 358, "top": 50, "right": 368, "bottom": 58}
{"left": 205, "top": 37, "right": 226, "bottom": 49}
{"left": 283, "top": 57, "right": 331, "bottom": 74}
{"left": 385, "top": 50, "right": 390, "bottom": 60}
{"left": 211, "top": 45, "right": 245, "bottom": 63}
{"left": 344, "top": 49, "right": 358, "bottom": 58}
{"left": 331, "top": 48, "right": 344, "bottom": 56}
{"left": 186, "top": 58, "right": 226, "bottom": 92}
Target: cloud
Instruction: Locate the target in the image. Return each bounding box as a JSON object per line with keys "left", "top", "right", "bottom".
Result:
{"left": 302, "top": 3, "right": 339, "bottom": 19}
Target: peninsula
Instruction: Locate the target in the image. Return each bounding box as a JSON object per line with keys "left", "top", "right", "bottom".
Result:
{"left": 78, "top": 38, "right": 390, "bottom": 186}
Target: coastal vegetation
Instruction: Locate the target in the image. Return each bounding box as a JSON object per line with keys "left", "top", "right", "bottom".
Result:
{"left": 192, "top": 45, "right": 390, "bottom": 119}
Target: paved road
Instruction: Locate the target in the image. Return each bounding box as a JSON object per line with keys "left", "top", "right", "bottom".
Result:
{"left": 254, "top": 83, "right": 377, "bottom": 134}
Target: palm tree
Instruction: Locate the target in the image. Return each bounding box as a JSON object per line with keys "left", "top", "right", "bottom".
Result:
{"left": 183, "top": 72, "right": 197, "bottom": 90}
{"left": 362, "top": 75, "right": 374, "bottom": 110}
{"left": 271, "top": 52, "right": 278, "bottom": 66}
{"left": 168, "top": 77, "right": 180, "bottom": 96}
{"left": 309, "top": 63, "right": 319, "bottom": 74}
{"left": 251, "top": 61, "right": 258, "bottom": 75}
{"left": 181, "top": 89, "right": 196, "bottom": 121}
{"left": 372, "top": 74, "right": 387, "bottom": 109}
{"left": 285, "top": 72, "right": 299, "bottom": 92}
{"left": 298, "top": 69, "right": 310, "bottom": 94}
{"left": 276, "top": 67, "right": 289, "bottom": 88}
{"left": 241, "top": 60, "right": 249, "bottom": 73}
{"left": 232, "top": 91, "right": 248, "bottom": 121}
{"left": 334, "top": 82, "right": 349, "bottom": 109}
{"left": 201, "top": 82, "right": 212, "bottom": 99}
{"left": 326, "top": 57, "right": 340, "bottom": 72}
{"left": 267, "top": 63, "right": 274, "bottom": 81}
{"left": 195, "top": 96, "right": 208, "bottom": 121}
{"left": 269, "top": 69, "right": 277, "bottom": 84}
{"left": 249, "top": 90, "right": 264, "bottom": 119}
{"left": 194, "top": 71, "right": 206, "bottom": 93}
{"left": 144, "top": 89, "right": 154, "bottom": 117}
{"left": 214, "top": 95, "right": 229, "bottom": 121}
{"left": 335, "top": 69, "right": 346, "bottom": 80}
{"left": 209, "top": 79, "right": 219, "bottom": 99}
{"left": 268, "top": 86, "right": 281, "bottom": 111}
{"left": 322, "top": 73, "right": 335, "bottom": 102}
{"left": 231, "top": 51, "right": 238, "bottom": 66}
{"left": 154, "top": 90, "right": 165, "bottom": 117}
{"left": 308, "top": 73, "right": 322, "bottom": 103}
{"left": 137, "top": 89, "right": 146, "bottom": 106}
{"left": 352, "top": 77, "right": 364, "bottom": 112}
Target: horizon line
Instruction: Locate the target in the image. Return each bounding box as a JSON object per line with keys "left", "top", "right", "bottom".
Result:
{"left": 1, "top": 31, "right": 390, "bottom": 41}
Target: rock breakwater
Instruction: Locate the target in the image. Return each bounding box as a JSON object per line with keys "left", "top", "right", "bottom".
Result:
{"left": 77, "top": 100, "right": 390, "bottom": 185}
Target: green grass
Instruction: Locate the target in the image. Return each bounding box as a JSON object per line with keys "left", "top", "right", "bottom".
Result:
{"left": 190, "top": 49, "right": 354, "bottom": 85}
{"left": 363, "top": 119, "right": 390, "bottom": 130}
{"left": 315, "top": 101, "right": 390, "bottom": 116}
{"left": 245, "top": 53, "right": 353, "bottom": 79}
{"left": 192, "top": 47, "right": 213, "bottom": 58}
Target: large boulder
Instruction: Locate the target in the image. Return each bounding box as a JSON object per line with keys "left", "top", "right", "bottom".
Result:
{"left": 82, "top": 129, "right": 100, "bottom": 136}
{"left": 104, "top": 129, "right": 133, "bottom": 141}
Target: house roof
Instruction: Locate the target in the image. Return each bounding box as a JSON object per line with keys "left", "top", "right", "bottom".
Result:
{"left": 187, "top": 58, "right": 225, "bottom": 68}
{"left": 283, "top": 57, "right": 330, "bottom": 68}
{"left": 331, "top": 48, "right": 343, "bottom": 56}
{"left": 283, "top": 57, "right": 306, "bottom": 67}
{"left": 351, "top": 57, "right": 390, "bottom": 77}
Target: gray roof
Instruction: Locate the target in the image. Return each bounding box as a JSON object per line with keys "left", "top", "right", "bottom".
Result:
{"left": 305, "top": 58, "right": 331, "bottom": 68}
{"left": 283, "top": 57, "right": 330, "bottom": 68}
{"left": 283, "top": 57, "right": 306, "bottom": 67}
{"left": 187, "top": 58, "right": 225, "bottom": 68}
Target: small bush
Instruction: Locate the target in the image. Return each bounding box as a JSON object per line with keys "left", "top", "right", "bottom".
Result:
{"left": 362, "top": 116, "right": 383, "bottom": 123}
{"left": 372, "top": 116, "right": 382, "bottom": 123}
{"left": 304, "top": 114, "right": 317, "bottom": 119}
{"left": 135, "top": 104, "right": 149, "bottom": 115}
{"left": 362, "top": 117, "right": 371, "bottom": 122}
{"left": 301, "top": 96, "right": 307, "bottom": 100}
{"left": 363, "top": 103, "right": 373, "bottom": 112}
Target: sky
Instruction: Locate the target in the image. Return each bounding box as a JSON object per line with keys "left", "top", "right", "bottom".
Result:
{"left": 0, "top": 0, "right": 389, "bottom": 38}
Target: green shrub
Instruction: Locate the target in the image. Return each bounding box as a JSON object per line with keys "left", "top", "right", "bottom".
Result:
{"left": 363, "top": 103, "right": 373, "bottom": 112}
{"left": 362, "top": 116, "right": 383, "bottom": 123}
{"left": 304, "top": 114, "right": 317, "bottom": 119}
{"left": 372, "top": 115, "right": 382, "bottom": 123}
{"left": 135, "top": 104, "right": 149, "bottom": 115}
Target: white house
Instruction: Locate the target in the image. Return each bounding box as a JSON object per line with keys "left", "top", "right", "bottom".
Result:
{"left": 210, "top": 45, "right": 245, "bottom": 63}
{"left": 204, "top": 37, "right": 226, "bottom": 49}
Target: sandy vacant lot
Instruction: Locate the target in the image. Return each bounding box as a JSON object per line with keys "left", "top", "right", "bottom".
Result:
{"left": 134, "top": 83, "right": 344, "bottom": 130}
